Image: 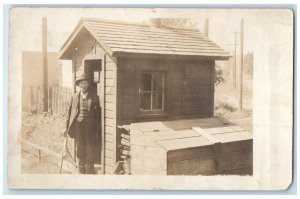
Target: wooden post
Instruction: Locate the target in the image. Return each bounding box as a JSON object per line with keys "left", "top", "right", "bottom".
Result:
{"left": 239, "top": 19, "right": 244, "bottom": 110}
{"left": 42, "top": 17, "right": 48, "bottom": 112}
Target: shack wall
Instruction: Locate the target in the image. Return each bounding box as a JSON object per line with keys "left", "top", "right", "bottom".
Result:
{"left": 117, "top": 57, "right": 215, "bottom": 125}
{"left": 71, "top": 31, "right": 118, "bottom": 174}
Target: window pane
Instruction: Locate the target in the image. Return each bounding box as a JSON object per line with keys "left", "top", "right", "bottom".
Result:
{"left": 152, "top": 73, "right": 164, "bottom": 92}
{"left": 142, "top": 73, "right": 152, "bottom": 91}
{"left": 152, "top": 92, "right": 163, "bottom": 110}
{"left": 141, "top": 93, "right": 151, "bottom": 110}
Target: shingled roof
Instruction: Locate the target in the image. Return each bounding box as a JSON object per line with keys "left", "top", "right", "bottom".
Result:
{"left": 60, "top": 18, "right": 230, "bottom": 60}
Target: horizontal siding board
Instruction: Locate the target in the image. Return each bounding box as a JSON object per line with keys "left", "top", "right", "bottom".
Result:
{"left": 105, "top": 133, "right": 115, "bottom": 143}
{"left": 105, "top": 148, "right": 114, "bottom": 158}
{"left": 105, "top": 118, "right": 116, "bottom": 127}
{"left": 106, "top": 79, "right": 116, "bottom": 87}
{"left": 106, "top": 109, "right": 116, "bottom": 118}
{"left": 106, "top": 70, "right": 116, "bottom": 78}
{"left": 105, "top": 141, "right": 115, "bottom": 152}
{"left": 105, "top": 126, "right": 115, "bottom": 133}
{"left": 105, "top": 156, "right": 116, "bottom": 167}
{"left": 106, "top": 95, "right": 116, "bottom": 103}
{"left": 105, "top": 102, "right": 116, "bottom": 111}
{"left": 105, "top": 165, "right": 115, "bottom": 174}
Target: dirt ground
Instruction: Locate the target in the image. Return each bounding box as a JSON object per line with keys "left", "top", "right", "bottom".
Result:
{"left": 21, "top": 112, "right": 75, "bottom": 174}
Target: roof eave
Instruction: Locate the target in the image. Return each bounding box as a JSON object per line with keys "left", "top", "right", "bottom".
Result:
{"left": 113, "top": 51, "right": 231, "bottom": 61}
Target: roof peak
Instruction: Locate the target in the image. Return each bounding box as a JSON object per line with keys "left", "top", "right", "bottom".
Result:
{"left": 81, "top": 18, "right": 200, "bottom": 32}
{"left": 81, "top": 18, "right": 148, "bottom": 27}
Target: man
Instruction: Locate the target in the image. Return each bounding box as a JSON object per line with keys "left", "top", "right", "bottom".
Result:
{"left": 65, "top": 74, "right": 101, "bottom": 174}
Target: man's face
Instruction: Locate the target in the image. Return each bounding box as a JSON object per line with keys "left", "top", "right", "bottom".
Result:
{"left": 79, "top": 80, "right": 89, "bottom": 93}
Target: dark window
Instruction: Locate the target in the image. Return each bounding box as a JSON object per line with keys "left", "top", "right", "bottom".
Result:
{"left": 139, "top": 72, "right": 165, "bottom": 111}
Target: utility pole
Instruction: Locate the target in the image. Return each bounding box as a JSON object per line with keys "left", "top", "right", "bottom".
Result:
{"left": 238, "top": 19, "right": 244, "bottom": 110}
{"left": 228, "top": 32, "right": 239, "bottom": 89}
{"left": 42, "top": 17, "right": 48, "bottom": 112}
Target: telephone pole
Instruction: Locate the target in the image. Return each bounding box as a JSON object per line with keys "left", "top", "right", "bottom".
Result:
{"left": 238, "top": 19, "right": 244, "bottom": 110}
{"left": 229, "top": 32, "right": 239, "bottom": 89}
{"left": 42, "top": 17, "right": 48, "bottom": 112}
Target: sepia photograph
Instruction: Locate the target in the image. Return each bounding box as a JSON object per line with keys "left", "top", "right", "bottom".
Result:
{"left": 7, "top": 7, "right": 293, "bottom": 190}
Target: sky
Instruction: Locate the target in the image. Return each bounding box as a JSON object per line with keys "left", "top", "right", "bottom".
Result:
{"left": 9, "top": 8, "right": 293, "bottom": 87}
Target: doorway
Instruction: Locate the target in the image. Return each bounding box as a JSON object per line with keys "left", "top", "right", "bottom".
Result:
{"left": 84, "top": 59, "right": 102, "bottom": 167}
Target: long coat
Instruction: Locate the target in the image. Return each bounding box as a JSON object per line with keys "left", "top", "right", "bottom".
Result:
{"left": 66, "top": 92, "right": 101, "bottom": 138}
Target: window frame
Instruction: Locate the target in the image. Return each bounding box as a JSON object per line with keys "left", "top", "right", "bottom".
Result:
{"left": 137, "top": 70, "right": 167, "bottom": 115}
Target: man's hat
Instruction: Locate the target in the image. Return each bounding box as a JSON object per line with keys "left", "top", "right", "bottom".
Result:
{"left": 75, "top": 74, "right": 91, "bottom": 86}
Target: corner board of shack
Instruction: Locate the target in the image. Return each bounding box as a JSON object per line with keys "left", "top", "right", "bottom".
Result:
{"left": 24, "top": 18, "right": 253, "bottom": 176}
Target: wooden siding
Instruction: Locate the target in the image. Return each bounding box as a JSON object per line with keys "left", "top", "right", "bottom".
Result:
{"left": 118, "top": 58, "right": 214, "bottom": 125}
{"left": 104, "top": 55, "right": 117, "bottom": 174}
{"left": 72, "top": 32, "right": 118, "bottom": 174}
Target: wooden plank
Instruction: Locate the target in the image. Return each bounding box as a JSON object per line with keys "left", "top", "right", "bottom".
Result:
{"left": 167, "top": 158, "right": 216, "bottom": 175}
{"left": 220, "top": 139, "right": 252, "bottom": 154}
{"left": 192, "top": 127, "right": 221, "bottom": 144}
{"left": 121, "top": 87, "right": 135, "bottom": 95}
{"left": 105, "top": 118, "right": 116, "bottom": 127}
{"left": 121, "top": 133, "right": 130, "bottom": 140}
{"left": 131, "top": 154, "right": 167, "bottom": 170}
{"left": 106, "top": 79, "right": 116, "bottom": 87}
{"left": 156, "top": 136, "right": 211, "bottom": 151}
{"left": 204, "top": 126, "right": 237, "bottom": 135}
{"left": 106, "top": 70, "right": 116, "bottom": 79}
{"left": 105, "top": 102, "right": 115, "bottom": 111}
{"left": 105, "top": 148, "right": 114, "bottom": 158}
{"left": 105, "top": 165, "right": 115, "bottom": 174}
{"left": 106, "top": 94, "right": 116, "bottom": 103}
{"left": 131, "top": 144, "right": 167, "bottom": 161}
{"left": 215, "top": 131, "right": 253, "bottom": 143}
{"left": 105, "top": 141, "right": 115, "bottom": 152}
{"left": 217, "top": 150, "right": 252, "bottom": 171}
{"left": 121, "top": 138, "right": 130, "bottom": 147}
{"left": 121, "top": 103, "right": 135, "bottom": 113}
{"left": 105, "top": 156, "right": 116, "bottom": 167}
{"left": 132, "top": 122, "right": 171, "bottom": 133}
{"left": 105, "top": 63, "right": 116, "bottom": 71}
{"left": 105, "top": 133, "right": 114, "bottom": 143}
{"left": 167, "top": 145, "right": 214, "bottom": 163}
{"left": 105, "top": 110, "right": 115, "bottom": 119}
{"left": 105, "top": 126, "right": 115, "bottom": 134}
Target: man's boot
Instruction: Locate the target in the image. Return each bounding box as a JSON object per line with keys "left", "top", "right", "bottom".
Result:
{"left": 78, "top": 159, "right": 86, "bottom": 174}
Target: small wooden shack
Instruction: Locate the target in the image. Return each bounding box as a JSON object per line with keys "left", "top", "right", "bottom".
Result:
{"left": 59, "top": 18, "right": 250, "bottom": 175}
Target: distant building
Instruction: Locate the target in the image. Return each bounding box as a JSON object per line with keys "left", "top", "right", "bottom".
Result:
{"left": 22, "top": 51, "right": 62, "bottom": 112}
